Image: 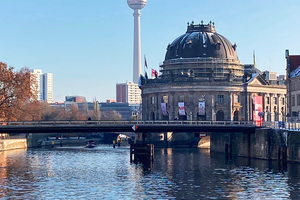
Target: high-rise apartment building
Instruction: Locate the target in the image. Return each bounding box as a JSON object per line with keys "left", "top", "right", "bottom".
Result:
{"left": 116, "top": 82, "right": 141, "bottom": 104}
{"left": 263, "top": 70, "right": 277, "bottom": 81}
{"left": 30, "top": 69, "right": 53, "bottom": 103}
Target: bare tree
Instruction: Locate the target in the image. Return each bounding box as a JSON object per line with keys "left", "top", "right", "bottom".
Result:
{"left": 101, "top": 110, "right": 123, "bottom": 121}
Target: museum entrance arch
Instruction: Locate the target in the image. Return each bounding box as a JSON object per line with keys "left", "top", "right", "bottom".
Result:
{"left": 233, "top": 110, "right": 239, "bottom": 121}
{"left": 216, "top": 110, "right": 224, "bottom": 121}
{"left": 151, "top": 112, "right": 155, "bottom": 120}
{"left": 178, "top": 112, "right": 187, "bottom": 120}
{"left": 197, "top": 112, "right": 206, "bottom": 121}
{"left": 162, "top": 113, "right": 169, "bottom": 120}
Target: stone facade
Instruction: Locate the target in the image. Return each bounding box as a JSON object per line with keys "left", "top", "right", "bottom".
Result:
{"left": 285, "top": 50, "right": 300, "bottom": 121}
{"left": 286, "top": 72, "right": 300, "bottom": 121}
{"left": 140, "top": 22, "right": 286, "bottom": 122}
{"left": 0, "top": 139, "right": 27, "bottom": 151}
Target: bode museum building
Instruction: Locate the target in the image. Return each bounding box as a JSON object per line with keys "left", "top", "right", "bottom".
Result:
{"left": 140, "top": 21, "right": 286, "bottom": 122}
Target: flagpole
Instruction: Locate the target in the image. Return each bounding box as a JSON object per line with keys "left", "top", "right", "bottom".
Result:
{"left": 144, "top": 54, "right": 146, "bottom": 75}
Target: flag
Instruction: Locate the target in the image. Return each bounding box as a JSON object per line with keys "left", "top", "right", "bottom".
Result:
{"left": 145, "top": 71, "right": 148, "bottom": 80}
{"left": 144, "top": 55, "right": 148, "bottom": 69}
{"left": 151, "top": 68, "right": 155, "bottom": 77}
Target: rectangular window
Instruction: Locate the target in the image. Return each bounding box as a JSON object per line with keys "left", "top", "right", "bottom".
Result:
{"left": 266, "top": 97, "right": 270, "bottom": 104}
{"left": 274, "top": 97, "right": 277, "bottom": 104}
{"left": 292, "top": 95, "right": 295, "bottom": 106}
{"left": 151, "top": 96, "right": 155, "bottom": 105}
{"left": 282, "top": 97, "right": 285, "bottom": 105}
{"left": 217, "top": 95, "right": 224, "bottom": 103}
{"left": 163, "top": 95, "right": 168, "bottom": 104}
{"left": 297, "top": 95, "right": 300, "bottom": 106}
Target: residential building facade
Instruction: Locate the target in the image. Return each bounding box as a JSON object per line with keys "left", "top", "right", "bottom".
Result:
{"left": 286, "top": 50, "right": 300, "bottom": 121}
{"left": 116, "top": 82, "right": 141, "bottom": 104}
{"left": 30, "top": 69, "right": 53, "bottom": 103}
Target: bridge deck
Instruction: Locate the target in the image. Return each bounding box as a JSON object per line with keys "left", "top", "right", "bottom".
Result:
{"left": 0, "top": 120, "right": 298, "bottom": 134}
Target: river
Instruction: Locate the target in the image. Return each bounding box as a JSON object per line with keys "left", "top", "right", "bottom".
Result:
{"left": 0, "top": 144, "right": 300, "bottom": 199}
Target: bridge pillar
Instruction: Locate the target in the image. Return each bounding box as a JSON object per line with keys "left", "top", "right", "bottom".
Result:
{"left": 130, "top": 144, "right": 154, "bottom": 163}
{"left": 130, "top": 132, "right": 155, "bottom": 162}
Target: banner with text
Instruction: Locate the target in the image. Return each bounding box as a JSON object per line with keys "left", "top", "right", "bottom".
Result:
{"left": 253, "top": 96, "right": 263, "bottom": 126}
{"left": 161, "top": 103, "right": 168, "bottom": 116}
{"left": 198, "top": 102, "right": 205, "bottom": 115}
{"left": 178, "top": 102, "right": 186, "bottom": 116}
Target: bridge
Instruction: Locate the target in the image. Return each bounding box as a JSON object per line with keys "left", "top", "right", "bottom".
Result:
{"left": 1, "top": 120, "right": 300, "bottom": 164}
{"left": 0, "top": 120, "right": 268, "bottom": 134}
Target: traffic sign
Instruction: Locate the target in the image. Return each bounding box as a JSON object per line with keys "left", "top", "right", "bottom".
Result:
{"left": 132, "top": 125, "right": 138, "bottom": 131}
{"left": 200, "top": 132, "right": 206, "bottom": 137}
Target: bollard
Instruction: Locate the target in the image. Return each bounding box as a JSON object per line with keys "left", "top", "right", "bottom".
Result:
{"left": 117, "top": 135, "right": 121, "bottom": 147}
{"left": 51, "top": 140, "right": 54, "bottom": 148}
{"left": 113, "top": 140, "right": 116, "bottom": 148}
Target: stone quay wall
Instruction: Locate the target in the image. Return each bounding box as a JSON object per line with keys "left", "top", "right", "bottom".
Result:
{"left": 0, "top": 139, "right": 27, "bottom": 151}
{"left": 286, "top": 130, "right": 300, "bottom": 163}
{"left": 210, "top": 128, "right": 300, "bottom": 162}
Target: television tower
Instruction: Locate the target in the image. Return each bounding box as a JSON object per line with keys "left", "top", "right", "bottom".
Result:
{"left": 127, "top": 0, "right": 147, "bottom": 84}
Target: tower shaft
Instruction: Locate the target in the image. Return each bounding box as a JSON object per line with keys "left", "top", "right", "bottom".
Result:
{"left": 133, "top": 9, "right": 142, "bottom": 84}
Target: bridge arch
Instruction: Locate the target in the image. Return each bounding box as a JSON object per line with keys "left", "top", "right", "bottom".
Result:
{"left": 216, "top": 110, "right": 224, "bottom": 121}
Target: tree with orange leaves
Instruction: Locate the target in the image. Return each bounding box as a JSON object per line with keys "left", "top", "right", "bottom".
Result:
{"left": 0, "top": 62, "right": 41, "bottom": 121}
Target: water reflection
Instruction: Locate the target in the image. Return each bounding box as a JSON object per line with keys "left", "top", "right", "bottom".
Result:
{"left": 0, "top": 146, "right": 300, "bottom": 199}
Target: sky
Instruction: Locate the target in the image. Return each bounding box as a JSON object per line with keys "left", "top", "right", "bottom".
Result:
{"left": 1, "top": 0, "right": 299, "bottom": 102}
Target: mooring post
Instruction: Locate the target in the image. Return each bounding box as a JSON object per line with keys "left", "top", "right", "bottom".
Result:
{"left": 278, "top": 147, "right": 282, "bottom": 162}
{"left": 225, "top": 143, "right": 232, "bottom": 160}
{"left": 164, "top": 132, "right": 168, "bottom": 148}
{"left": 130, "top": 144, "right": 134, "bottom": 162}
{"left": 283, "top": 147, "right": 287, "bottom": 164}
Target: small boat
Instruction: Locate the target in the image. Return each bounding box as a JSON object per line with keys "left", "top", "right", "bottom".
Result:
{"left": 86, "top": 140, "right": 95, "bottom": 148}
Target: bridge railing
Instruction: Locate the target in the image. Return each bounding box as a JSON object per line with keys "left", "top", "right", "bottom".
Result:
{"left": 1, "top": 120, "right": 259, "bottom": 126}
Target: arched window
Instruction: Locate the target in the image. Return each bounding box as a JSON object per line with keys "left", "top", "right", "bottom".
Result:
{"left": 216, "top": 110, "right": 224, "bottom": 121}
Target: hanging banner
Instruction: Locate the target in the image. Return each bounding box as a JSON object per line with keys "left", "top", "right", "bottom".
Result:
{"left": 253, "top": 96, "right": 263, "bottom": 126}
{"left": 198, "top": 102, "right": 205, "bottom": 115}
{"left": 161, "top": 103, "right": 168, "bottom": 116}
{"left": 178, "top": 102, "right": 186, "bottom": 116}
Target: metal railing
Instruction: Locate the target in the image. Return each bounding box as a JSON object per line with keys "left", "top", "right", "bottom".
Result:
{"left": 0, "top": 120, "right": 299, "bottom": 130}
{"left": 0, "top": 120, "right": 257, "bottom": 126}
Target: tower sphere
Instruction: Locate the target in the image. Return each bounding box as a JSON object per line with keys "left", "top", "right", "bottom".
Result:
{"left": 127, "top": 0, "right": 147, "bottom": 10}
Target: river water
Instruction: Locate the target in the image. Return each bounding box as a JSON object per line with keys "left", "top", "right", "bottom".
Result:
{"left": 1, "top": 144, "right": 300, "bottom": 200}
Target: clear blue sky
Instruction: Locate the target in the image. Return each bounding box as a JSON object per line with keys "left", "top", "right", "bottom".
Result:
{"left": 1, "top": 1, "right": 299, "bottom": 102}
